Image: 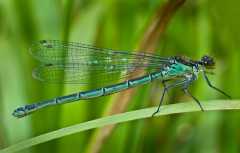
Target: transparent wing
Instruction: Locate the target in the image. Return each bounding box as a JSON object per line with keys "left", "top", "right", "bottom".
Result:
{"left": 33, "top": 63, "right": 163, "bottom": 84}
{"left": 31, "top": 40, "right": 172, "bottom": 85}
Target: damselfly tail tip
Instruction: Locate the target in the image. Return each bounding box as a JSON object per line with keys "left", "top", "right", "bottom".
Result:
{"left": 12, "top": 107, "right": 28, "bottom": 118}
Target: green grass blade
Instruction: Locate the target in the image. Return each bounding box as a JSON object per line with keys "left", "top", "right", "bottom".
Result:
{"left": 1, "top": 100, "right": 240, "bottom": 153}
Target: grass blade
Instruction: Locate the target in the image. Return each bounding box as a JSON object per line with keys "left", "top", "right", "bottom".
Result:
{"left": 1, "top": 100, "right": 240, "bottom": 153}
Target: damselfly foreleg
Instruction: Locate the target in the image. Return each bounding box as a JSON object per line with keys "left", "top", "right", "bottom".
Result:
{"left": 202, "top": 71, "right": 231, "bottom": 99}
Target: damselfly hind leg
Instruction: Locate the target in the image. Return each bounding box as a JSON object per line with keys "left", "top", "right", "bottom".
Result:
{"left": 152, "top": 82, "right": 167, "bottom": 117}
{"left": 203, "top": 71, "right": 231, "bottom": 99}
{"left": 152, "top": 72, "right": 169, "bottom": 117}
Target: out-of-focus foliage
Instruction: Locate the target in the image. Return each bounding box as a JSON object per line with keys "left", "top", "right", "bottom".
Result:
{"left": 0, "top": 0, "right": 239, "bottom": 153}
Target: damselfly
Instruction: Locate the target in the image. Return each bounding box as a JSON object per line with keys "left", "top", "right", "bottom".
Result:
{"left": 12, "top": 40, "right": 231, "bottom": 118}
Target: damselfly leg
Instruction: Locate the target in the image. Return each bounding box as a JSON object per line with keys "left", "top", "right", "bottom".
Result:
{"left": 202, "top": 71, "right": 231, "bottom": 99}
{"left": 183, "top": 88, "right": 204, "bottom": 111}
{"left": 152, "top": 79, "right": 190, "bottom": 117}
{"left": 181, "top": 75, "right": 204, "bottom": 111}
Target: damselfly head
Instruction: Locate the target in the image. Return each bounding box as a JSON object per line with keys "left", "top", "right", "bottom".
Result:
{"left": 200, "top": 55, "right": 215, "bottom": 69}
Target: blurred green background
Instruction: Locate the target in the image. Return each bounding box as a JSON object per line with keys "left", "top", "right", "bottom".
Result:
{"left": 0, "top": 0, "right": 240, "bottom": 153}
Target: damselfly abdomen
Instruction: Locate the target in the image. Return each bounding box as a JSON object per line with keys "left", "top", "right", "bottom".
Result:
{"left": 12, "top": 40, "right": 231, "bottom": 118}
